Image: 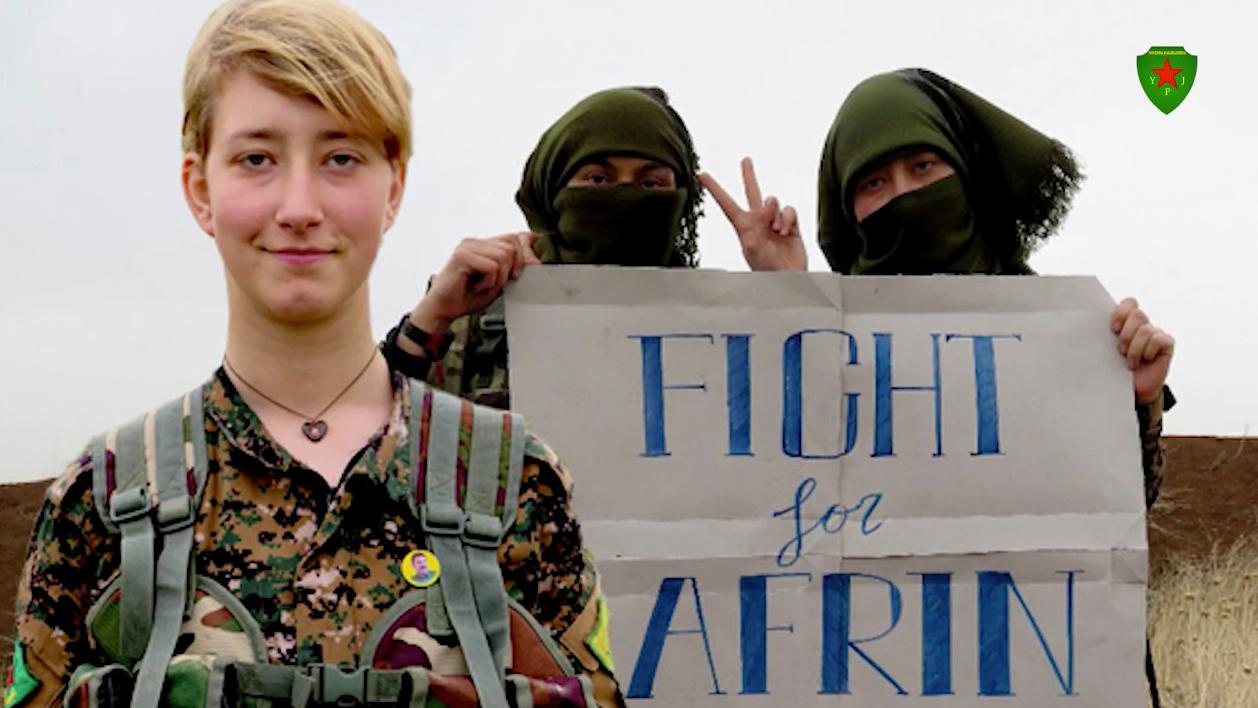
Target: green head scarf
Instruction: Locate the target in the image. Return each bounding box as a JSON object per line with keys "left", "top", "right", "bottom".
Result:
{"left": 817, "top": 68, "right": 1082, "bottom": 275}
{"left": 515, "top": 87, "right": 703, "bottom": 267}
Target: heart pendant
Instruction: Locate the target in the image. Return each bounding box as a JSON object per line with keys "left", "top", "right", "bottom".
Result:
{"left": 302, "top": 420, "right": 328, "bottom": 442}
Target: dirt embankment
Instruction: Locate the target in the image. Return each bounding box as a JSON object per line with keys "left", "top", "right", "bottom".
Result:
{"left": 1149, "top": 436, "right": 1258, "bottom": 563}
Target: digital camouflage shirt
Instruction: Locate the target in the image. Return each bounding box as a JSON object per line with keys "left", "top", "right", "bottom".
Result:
{"left": 383, "top": 301, "right": 512, "bottom": 411}
{"left": 13, "top": 369, "right": 622, "bottom": 707}
{"left": 1138, "top": 386, "right": 1175, "bottom": 508}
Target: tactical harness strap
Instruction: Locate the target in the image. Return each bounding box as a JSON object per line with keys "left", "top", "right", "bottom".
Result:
{"left": 87, "top": 381, "right": 536, "bottom": 708}
{"left": 89, "top": 387, "right": 208, "bottom": 708}
{"left": 414, "top": 390, "right": 526, "bottom": 708}
{"left": 465, "top": 401, "right": 525, "bottom": 678}
{"left": 472, "top": 299, "right": 508, "bottom": 381}
{"left": 466, "top": 297, "right": 510, "bottom": 405}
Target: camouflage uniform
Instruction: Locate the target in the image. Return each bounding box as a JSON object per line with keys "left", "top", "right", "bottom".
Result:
{"left": 13, "top": 369, "right": 622, "bottom": 707}
{"left": 1138, "top": 386, "right": 1176, "bottom": 508}
{"left": 384, "top": 299, "right": 511, "bottom": 411}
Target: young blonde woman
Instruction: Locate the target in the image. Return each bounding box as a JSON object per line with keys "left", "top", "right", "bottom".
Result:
{"left": 13, "top": 2, "right": 620, "bottom": 706}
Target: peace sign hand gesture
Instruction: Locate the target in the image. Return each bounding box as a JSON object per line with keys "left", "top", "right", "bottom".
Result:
{"left": 699, "top": 157, "right": 807, "bottom": 272}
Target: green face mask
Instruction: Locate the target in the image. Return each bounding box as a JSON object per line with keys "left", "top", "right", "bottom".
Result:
{"left": 545, "top": 185, "right": 686, "bottom": 266}
{"left": 516, "top": 88, "right": 702, "bottom": 268}
{"left": 818, "top": 69, "right": 1082, "bottom": 274}
{"left": 852, "top": 176, "right": 994, "bottom": 275}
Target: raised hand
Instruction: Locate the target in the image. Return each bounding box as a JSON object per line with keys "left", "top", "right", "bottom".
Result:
{"left": 410, "top": 232, "right": 541, "bottom": 334}
{"left": 699, "top": 157, "right": 807, "bottom": 272}
{"left": 1111, "top": 297, "right": 1175, "bottom": 405}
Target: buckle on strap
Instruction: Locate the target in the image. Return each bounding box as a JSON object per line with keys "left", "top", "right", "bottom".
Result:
{"left": 156, "top": 495, "right": 194, "bottom": 531}
{"left": 108, "top": 487, "right": 150, "bottom": 524}
{"left": 463, "top": 513, "right": 503, "bottom": 549}
{"left": 478, "top": 311, "right": 505, "bottom": 332}
{"left": 305, "top": 664, "right": 369, "bottom": 706}
{"left": 421, "top": 503, "right": 465, "bottom": 536}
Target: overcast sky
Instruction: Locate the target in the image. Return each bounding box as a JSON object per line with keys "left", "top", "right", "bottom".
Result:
{"left": 1, "top": 1, "right": 1253, "bottom": 483}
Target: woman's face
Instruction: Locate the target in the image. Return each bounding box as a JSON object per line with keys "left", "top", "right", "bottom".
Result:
{"left": 183, "top": 71, "right": 403, "bottom": 324}
{"left": 851, "top": 150, "right": 955, "bottom": 222}
{"left": 567, "top": 155, "right": 677, "bottom": 189}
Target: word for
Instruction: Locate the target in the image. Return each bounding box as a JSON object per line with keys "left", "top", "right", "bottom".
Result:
{"left": 772, "top": 476, "right": 885, "bottom": 568}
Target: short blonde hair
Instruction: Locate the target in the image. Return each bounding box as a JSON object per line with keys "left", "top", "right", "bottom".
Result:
{"left": 182, "top": 0, "right": 411, "bottom": 163}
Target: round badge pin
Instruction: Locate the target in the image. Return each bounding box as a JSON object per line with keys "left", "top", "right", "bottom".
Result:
{"left": 402, "top": 549, "right": 441, "bottom": 588}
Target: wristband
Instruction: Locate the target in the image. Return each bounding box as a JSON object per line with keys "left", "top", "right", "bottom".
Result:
{"left": 399, "top": 314, "right": 455, "bottom": 359}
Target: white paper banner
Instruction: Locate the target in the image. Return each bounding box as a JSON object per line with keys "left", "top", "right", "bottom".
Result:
{"left": 507, "top": 268, "right": 1146, "bottom": 706}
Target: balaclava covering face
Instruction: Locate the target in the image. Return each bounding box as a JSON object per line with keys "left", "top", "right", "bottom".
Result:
{"left": 817, "top": 69, "right": 1083, "bottom": 275}
{"left": 515, "top": 87, "right": 704, "bottom": 267}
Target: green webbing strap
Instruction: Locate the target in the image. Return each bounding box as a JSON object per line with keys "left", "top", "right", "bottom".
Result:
{"left": 115, "top": 518, "right": 154, "bottom": 666}
{"left": 129, "top": 390, "right": 206, "bottom": 708}
{"left": 507, "top": 675, "right": 536, "bottom": 708}
{"left": 291, "top": 672, "right": 315, "bottom": 708}
{"left": 90, "top": 438, "right": 114, "bottom": 535}
{"left": 474, "top": 298, "right": 507, "bottom": 358}
{"left": 425, "top": 571, "right": 453, "bottom": 640}
{"left": 424, "top": 393, "right": 461, "bottom": 519}
{"left": 422, "top": 393, "right": 509, "bottom": 708}
{"left": 227, "top": 663, "right": 295, "bottom": 701}
{"left": 405, "top": 385, "right": 452, "bottom": 639}
{"left": 185, "top": 389, "right": 211, "bottom": 610}
{"left": 226, "top": 663, "right": 431, "bottom": 706}
{"left": 403, "top": 669, "right": 431, "bottom": 708}
{"left": 464, "top": 405, "right": 505, "bottom": 523}
{"left": 152, "top": 397, "right": 191, "bottom": 522}
{"left": 129, "top": 533, "right": 193, "bottom": 708}
{"left": 463, "top": 406, "right": 522, "bottom": 678}
{"left": 205, "top": 657, "right": 231, "bottom": 708}
{"left": 110, "top": 410, "right": 156, "bottom": 666}
{"left": 64, "top": 664, "right": 131, "bottom": 708}
{"left": 500, "top": 411, "right": 527, "bottom": 542}
{"left": 414, "top": 387, "right": 452, "bottom": 639}
{"left": 112, "top": 407, "right": 157, "bottom": 670}
{"left": 471, "top": 298, "right": 507, "bottom": 392}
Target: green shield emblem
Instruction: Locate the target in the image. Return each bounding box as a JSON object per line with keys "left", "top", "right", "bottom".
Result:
{"left": 1137, "top": 46, "right": 1197, "bottom": 114}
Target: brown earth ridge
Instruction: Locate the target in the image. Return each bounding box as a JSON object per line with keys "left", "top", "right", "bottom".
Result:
{"left": 0, "top": 436, "right": 1253, "bottom": 667}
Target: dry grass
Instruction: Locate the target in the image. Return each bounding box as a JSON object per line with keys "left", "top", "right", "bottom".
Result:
{"left": 1148, "top": 543, "right": 1258, "bottom": 707}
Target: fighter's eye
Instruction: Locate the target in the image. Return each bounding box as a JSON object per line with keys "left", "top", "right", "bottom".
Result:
{"left": 857, "top": 175, "right": 886, "bottom": 193}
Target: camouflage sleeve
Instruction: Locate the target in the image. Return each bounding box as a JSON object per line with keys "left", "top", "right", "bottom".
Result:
{"left": 499, "top": 434, "right": 625, "bottom": 707}
{"left": 11, "top": 454, "right": 116, "bottom": 708}
{"left": 1136, "top": 386, "right": 1172, "bottom": 509}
